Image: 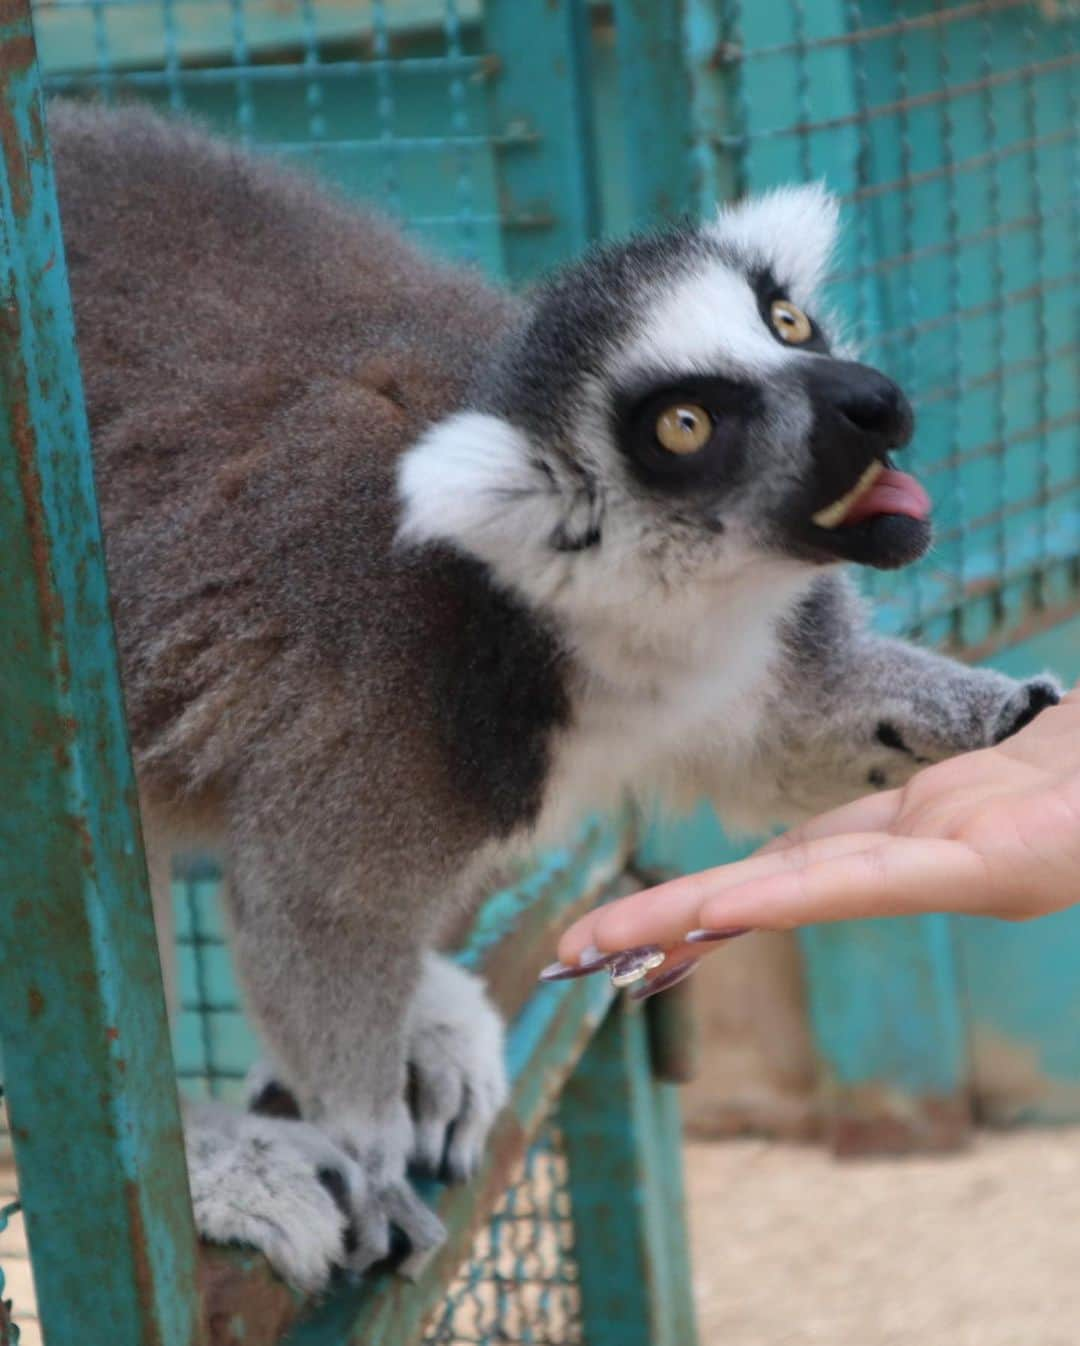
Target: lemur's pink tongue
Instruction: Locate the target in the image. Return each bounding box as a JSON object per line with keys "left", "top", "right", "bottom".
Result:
{"left": 844, "top": 469, "right": 931, "bottom": 525}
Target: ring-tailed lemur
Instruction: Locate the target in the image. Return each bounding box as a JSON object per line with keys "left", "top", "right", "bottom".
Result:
{"left": 49, "top": 101, "right": 1058, "bottom": 1291}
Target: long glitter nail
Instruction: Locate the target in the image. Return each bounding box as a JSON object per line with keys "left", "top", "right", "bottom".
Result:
{"left": 607, "top": 946, "right": 665, "bottom": 988}
{"left": 538, "top": 945, "right": 613, "bottom": 982}
{"left": 630, "top": 959, "right": 699, "bottom": 1002}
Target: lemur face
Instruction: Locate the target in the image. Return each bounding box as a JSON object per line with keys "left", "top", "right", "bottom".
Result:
{"left": 398, "top": 186, "right": 932, "bottom": 606}
{"left": 600, "top": 200, "right": 928, "bottom": 573}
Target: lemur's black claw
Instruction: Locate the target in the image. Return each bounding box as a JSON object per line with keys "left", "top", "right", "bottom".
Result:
{"left": 315, "top": 1165, "right": 361, "bottom": 1258}
{"left": 436, "top": 1121, "right": 459, "bottom": 1185}
{"left": 369, "top": 1224, "right": 413, "bottom": 1276}
{"left": 993, "top": 677, "right": 1061, "bottom": 744}
{"left": 249, "top": 1079, "right": 302, "bottom": 1120}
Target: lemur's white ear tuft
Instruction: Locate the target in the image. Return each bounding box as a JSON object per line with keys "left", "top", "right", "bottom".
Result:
{"left": 711, "top": 182, "right": 840, "bottom": 301}
{"left": 397, "top": 410, "right": 541, "bottom": 553}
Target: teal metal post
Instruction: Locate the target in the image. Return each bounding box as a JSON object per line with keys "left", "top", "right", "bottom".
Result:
{"left": 558, "top": 998, "right": 699, "bottom": 1346}
{"left": 798, "top": 919, "right": 971, "bottom": 1154}
{"left": 0, "top": 6, "right": 204, "bottom": 1343}
{"left": 611, "top": 0, "right": 695, "bottom": 227}
{"left": 482, "top": 0, "right": 601, "bottom": 282}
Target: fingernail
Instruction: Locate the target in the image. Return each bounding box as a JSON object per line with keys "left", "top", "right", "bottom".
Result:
{"left": 607, "top": 945, "right": 666, "bottom": 988}
{"left": 630, "top": 959, "right": 699, "bottom": 1002}
{"left": 685, "top": 926, "right": 752, "bottom": 944}
{"left": 538, "top": 945, "right": 613, "bottom": 982}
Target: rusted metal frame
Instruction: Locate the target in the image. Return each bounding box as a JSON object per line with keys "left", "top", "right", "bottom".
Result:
{"left": 558, "top": 997, "right": 699, "bottom": 1346}
{"left": 0, "top": 4, "right": 204, "bottom": 1343}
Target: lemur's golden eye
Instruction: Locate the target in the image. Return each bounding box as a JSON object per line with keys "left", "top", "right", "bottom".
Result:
{"left": 655, "top": 403, "right": 712, "bottom": 454}
{"left": 770, "top": 298, "right": 813, "bottom": 344}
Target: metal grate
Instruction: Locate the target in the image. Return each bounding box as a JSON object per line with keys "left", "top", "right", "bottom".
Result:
{"left": 703, "top": 0, "right": 1079, "bottom": 652}
{"left": 422, "top": 1125, "right": 582, "bottom": 1346}
{"left": 37, "top": 0, "right": 504, "bottom": 268}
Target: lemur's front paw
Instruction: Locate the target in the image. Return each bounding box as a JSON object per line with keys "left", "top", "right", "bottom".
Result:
{"left": 406, "top": 954, "right": 508, "bottom": 1183}
{"left": 246, "top": 1072, "right": 449, "bottom": 1278}
{"left": 992, "top": 675, "right": 1061, "bottom": 744}
{"left": 321, "top": 1097, "right": 446, "bottom": 1279}
{"left": 185, "top": 1102, "right": 371, "bottom": 1295}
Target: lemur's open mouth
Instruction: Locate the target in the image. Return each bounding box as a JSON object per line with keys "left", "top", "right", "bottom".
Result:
{"left": 811, "top": 458, "right": 931, "bottom": 531}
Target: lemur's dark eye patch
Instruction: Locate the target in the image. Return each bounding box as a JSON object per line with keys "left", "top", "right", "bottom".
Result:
{"left": 751, "top": 268, "right": 830, "bottom": 354}
{"left": 612, "top": 374, "right": 763, "bottom": 495}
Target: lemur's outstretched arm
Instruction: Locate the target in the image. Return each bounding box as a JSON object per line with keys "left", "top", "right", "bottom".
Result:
{"left": 709, "top": 576, "right": 1060, "bottom": 830}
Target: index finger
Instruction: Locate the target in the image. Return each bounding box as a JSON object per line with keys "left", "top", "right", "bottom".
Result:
{"left": 556, "top": 830, "right": 899, "bottom": 964}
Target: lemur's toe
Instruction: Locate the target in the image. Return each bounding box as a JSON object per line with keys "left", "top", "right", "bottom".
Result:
{"left": 993, "top": 676, "right": 1061, "bottom": 744}
{"left": 186, "top": 1105, "right": 372, "bottom": 1296}
{"left": 317, "top": 1166, "right": 360, "bottom": 1257}
{"left": 405, "top": 957, "right": 508, "bottom": 1185}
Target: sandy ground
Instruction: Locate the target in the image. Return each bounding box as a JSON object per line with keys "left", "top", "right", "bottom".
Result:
{"left": 686, "top": 1130, "right": 1080, "bottom": 1346}
{"left": 5, "top": 1130, "right": 1080, "bottom": 1344}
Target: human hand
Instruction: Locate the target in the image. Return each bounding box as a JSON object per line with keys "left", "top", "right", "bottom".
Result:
{"left": 546, "top": 687, "right": 1080, "bottom": 999}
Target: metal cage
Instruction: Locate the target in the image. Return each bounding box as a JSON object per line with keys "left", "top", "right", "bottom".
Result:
{"left": 1, "top": 0, "right": 1078, "bottom": 1342}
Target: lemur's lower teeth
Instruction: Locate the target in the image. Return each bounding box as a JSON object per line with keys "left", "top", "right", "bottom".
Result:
{"left": 812, "top": 460, "right": 885, "bottom": 529}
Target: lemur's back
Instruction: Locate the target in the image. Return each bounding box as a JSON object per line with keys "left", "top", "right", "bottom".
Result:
{"left": 51, "top": 103, "right": 536, "bottom": 844}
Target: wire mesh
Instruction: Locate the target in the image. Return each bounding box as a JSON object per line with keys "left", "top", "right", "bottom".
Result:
{"left": 37, "top": 0, "right": 504, "bottom": 268}
{"left": 422, "top": 1125, "right": 582, "bottom": 1346}
{"left": 704, "top": 0, "right": 1079, "bottom": 651}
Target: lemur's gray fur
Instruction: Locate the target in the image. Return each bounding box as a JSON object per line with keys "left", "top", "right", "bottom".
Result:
{"left": 50, "top": 101, "right": 1059, "bottom": 1292}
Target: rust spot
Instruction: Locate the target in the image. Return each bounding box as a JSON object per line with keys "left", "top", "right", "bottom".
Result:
{"left": 125, "top": 1182, "right": 165, "bottom": 1346}
{"left": 0, "top": 36, "right": 36, "bottom": 220}
{"left": 197, "top": 1246, "right": 301, "bottom": 1346}
{"left": 26, "top": 94, "right": 45, "bottom": 170}
{"left": 9, "top": 386, "right": 65, "bottom": 645}
{"left": 69, "top": 812, "right": 95, "bottom": 872}
{"left": 0, "top": 0, "right": 33, "bottom": 28}
{"left": 26, "top": 986, "right": 44, "bottom": 1019}
{"left": 106, "top": 1026, "right": 119, "bottom": 1042}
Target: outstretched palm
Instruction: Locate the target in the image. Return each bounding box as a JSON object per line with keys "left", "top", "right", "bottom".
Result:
{"left": 557, "top": 690, "right": 1080, "bottom": 972}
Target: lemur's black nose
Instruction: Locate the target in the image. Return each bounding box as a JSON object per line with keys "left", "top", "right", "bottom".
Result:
{"left": 804, "top": 360, "right": 914, "bottom": 447}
